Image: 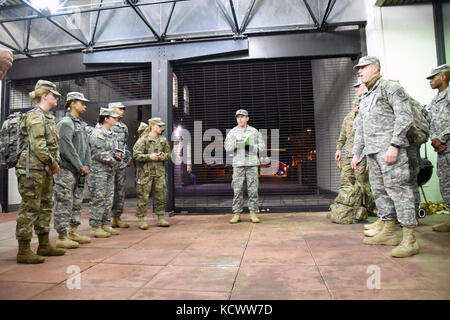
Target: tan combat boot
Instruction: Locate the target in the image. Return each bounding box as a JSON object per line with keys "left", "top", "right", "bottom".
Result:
{"left": 68, "top": 225, "right": 91, "bottom": 244}
{"left": 90, "top": 226, "right": 111, "bottom": 238}
{"left": 391, "top": 227, "right": 420, "bottom": 258}
{"left": 157, "top": 214, "right": 170, "bottom": 227}
{"left": 364, "top": 219, "right": 384, "bottom": 237}
{"left": 37, "top": 233, "right": 66, "bottom": 256}
{"left": 111, "top": 217, "right": 130, "bottom": 228}
{"left": 363, "top": 220, "right": 400, "bottom": 246}
{"left": 56, "top": 233, "right": 79, "bottom": 249}
{"left": 249, "top": 210, "right": 260, "bottom": 223}
{"left": 432, "top": 218, "right": 450, "bottom": 232}
{"left": 229, "top": 213, "right": 241, "bottom": 224}
{"left": 17, "top": 240, "right": 45, "bottom": 264}
{"left": 364, "top": 218, "right": 382, "bottom": 230}
{"left": 103, "top": 225, "right": 120, "bottom": 235}
{"left": 137, "top": 216, "right": 149, "bottom": 230}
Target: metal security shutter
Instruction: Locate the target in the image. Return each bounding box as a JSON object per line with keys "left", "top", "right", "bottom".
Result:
{"left": 173, "top": 58, "right": 328, "bottom": 211}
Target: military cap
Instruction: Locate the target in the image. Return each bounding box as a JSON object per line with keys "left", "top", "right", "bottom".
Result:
{"left": 99, "top": 107, "right": 120, "bottom": 117}
{"left": 426, "top": 64, "right": 450, "bottom": 79}
{"left": 149, "top": 117, "right": 165, "bottom": 126}
{"left": 235, "top": 109, "right": 248, "bottom": 117}
{"left": 108, "top": 102, "right": 126, "bottom": 109}
{"left": 353, "top": 77, "right": 363, "bottom": 88}
{"left": 66, "top": 92, "right": 89, "bottom": 102}
{"left": 34, "top": 80, "right": 61, "bottom": 96}
{"left": 353, "top": 56, "right": 380, "bottom": 70}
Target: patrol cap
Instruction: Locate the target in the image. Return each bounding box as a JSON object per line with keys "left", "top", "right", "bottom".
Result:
{"left": 34, "top": 80, "right": 61, "bottom": 97}
{"left": 235, "top": 109, "right": 248, "bottom": 117}
{"left": 149, "top": 117, "right": 165, "bottom": 126}
{"left": 108, "top": 102, "right": 126, "bottom": 109}
{"left": 353, "top": 77, "right": 363, "bottom": 88}
{"left": 66, "top": 92, "right": 89, "bottom": 102}
{"left": 353, "top": 56, "right": 380, "bottom": 70}
{"left": 426, "top": 64, "right": 450, "bottom": 79}
{"left": 99, "top": 107, "right": 120, "bottom": 117}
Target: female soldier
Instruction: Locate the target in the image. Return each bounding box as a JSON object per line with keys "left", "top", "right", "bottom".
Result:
{"left": 15, "top": 80, "right": 66, "bottom": 264}
{"left": 88, "top": 108, "right": 121, "bottom": 237}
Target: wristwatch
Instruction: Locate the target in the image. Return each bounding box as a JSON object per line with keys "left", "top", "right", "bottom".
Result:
{"left": 390, "top": 143, "right": 400, "bottom": 149}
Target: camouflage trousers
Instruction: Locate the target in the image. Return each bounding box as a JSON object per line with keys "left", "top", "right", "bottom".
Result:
{"left": 53, "top": 168, "right": 85, "bottom": 234}
{"left": 232, "top": 166, "right": 259, "bottom": 213}
{"left": 437, "top": 152, "right": 450, "bottom": 207}
{"left": 136, "top": 175, "right": 166, "bottom": 217}
{"left": 15, "top": 169, "right": 53, "bottom": 241}
{"left": 367, "top": 148, "right": 418, "bottom": 227}
{"left": 111, "top": 167, "right": 126, "bottom": 218}
{"left": 341, "top": 156, "right": 375, "bottom": 211}
{"left": 88, "top": 167, "right": 115, "bottom": 227}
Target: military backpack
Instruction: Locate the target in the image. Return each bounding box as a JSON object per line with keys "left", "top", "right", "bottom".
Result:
{"left": 378, "top": 80, "right": 430, "bottom": 147}
{"left": 329, "top": 182, "right": 368, "bottom": 224}
{"left": 0, "top": 112, "right": 26, "bottom": 169}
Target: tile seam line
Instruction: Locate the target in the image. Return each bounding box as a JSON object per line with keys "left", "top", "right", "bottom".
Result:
{"left": 228, "top": 222, "right": 253, "bottom": 300}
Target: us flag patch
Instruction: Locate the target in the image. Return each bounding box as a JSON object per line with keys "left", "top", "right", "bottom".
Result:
{"left": 97, "top": 134, "right": 105, "bottom": 140}
{"left": 30, "top": 118, "right": 42, "bottom": 125}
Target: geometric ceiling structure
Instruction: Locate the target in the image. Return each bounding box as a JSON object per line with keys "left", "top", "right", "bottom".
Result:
{"left": 0, "top": 0, "right": 367, "bottom": 59}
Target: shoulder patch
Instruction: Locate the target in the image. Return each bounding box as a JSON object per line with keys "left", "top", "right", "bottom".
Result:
{"left": 30, "top": 117, "right": 42, "bottom": 125}
{"left": 97, "top": 134, "right": 105, "bottom": 140}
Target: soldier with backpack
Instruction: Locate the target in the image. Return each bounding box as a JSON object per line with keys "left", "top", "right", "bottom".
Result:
{"left": 352, "top": 56, "right": 420, "bottom": 258}
{"left": 53, "top": 92, "right": 92, "bottom": 249}
{"left": 424, "top": 64, "right": 450, "bottom": 232}
{"left": 15, "top": 80, "right": 66, "bottom": 264}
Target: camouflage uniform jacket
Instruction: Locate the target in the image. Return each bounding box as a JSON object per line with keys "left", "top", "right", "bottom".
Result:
{"left": 353, "top": 77, "right": 413, "bottom": 156}
{"left": 111, "top": 121, "right": 131, "bottom": 169}
{"left": 133, "top": 133, "right": 171, "bottom": 178}
{"left": 57, "top": 113, "right": 91, "bottom": 175}
{"left": 224, "top": 125, "right": 265, "bottom": 167}
{"left": 89, "top": 126, "right": 117, "bottom": 172}
{"left": 424, "top": 87, "right": 450, "bottom": 154}
{"left": 336, "top": 111, "right": 357, "bottom": 158}
{"left": 16, "top": 106, "right": 60, "bottom": 171}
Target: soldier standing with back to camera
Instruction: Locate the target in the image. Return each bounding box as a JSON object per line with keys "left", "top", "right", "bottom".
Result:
{"left": 53, "top": 92, "right": 92, "bottom": 249}
{"left": 133, "top": 118, "right": 171, "bottom": 229}
{"left": 424, "top": 64, "right": 450, "bottom": 232}
{"left": 88, "top": 108, "right": 121, "bottom": 238}
{"left": 352, "top": 56, "right": 419, "bottom": 258}
{"left": 15, "top": 80, "right": 66, "bottom": 264}
{"left": 225, "top": 109, "right": 265, "bottom": 224}
{"left": 109, "top": 102, "right": 132, "bottom": 229}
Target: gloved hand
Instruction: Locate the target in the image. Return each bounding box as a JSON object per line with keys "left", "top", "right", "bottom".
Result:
{"left": 431, "top": 138, "right": 448, "bottom": 153}
{"left": 244, "top": 136, "right": 252, "bottom": 152}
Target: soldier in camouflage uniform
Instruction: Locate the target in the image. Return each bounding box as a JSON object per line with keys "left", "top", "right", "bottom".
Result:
{"left": 225, "top": 109, "right": 265, "bottom": 224}
{"left": 53, "top": 92, "right": 92, "bottom": 249}
{"left": 133, "top": 117, "right": 171, "bottom": 229}
{"left": 109, "top": 102, "right": 132, "bottom": 229}
{"left": 335, "top": 78, "right": 375, "bottom": 213}
{"left": 88, "top": 108, "right": 121, "bottom": 238}
{"left": 424, "top": 64, "right": 450, "bottom": 232}
{"left": 352, "top": 56, "right": 419, "bottom": 258}
{"left": 15, "top": 80, "right": 66, "bottom": 264}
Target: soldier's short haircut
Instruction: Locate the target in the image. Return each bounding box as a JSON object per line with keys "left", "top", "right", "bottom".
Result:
{"left": 98, "top": 115, "right": 107, "bottom": 124}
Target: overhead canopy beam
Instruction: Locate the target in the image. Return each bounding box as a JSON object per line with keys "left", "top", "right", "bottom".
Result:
{"left": 90, "top": 0, "right": 104, "bottom": 46}
{"left": 0, "top": 23, "right": 31, "bottom": 57}
{"left": 240, "top": 0, "right": 256, "bottom": 34}
{"left": 320, "top": 0, "right": 337, "bottom": 30}
{"left": 83, "top": 38, "right": 249, "bottom": 63}
{"left": 228, "top": 0, "right": 240, "bottom": 34}
{"left": 162, "top": 1, "right": 177, "bottom": 40}
{"left": 303, "top": 0, "right": 319, "bottom": 28}
{"left": 215, "top": 0, "right": 238, "bottom": 34}
{"left": 21, "top": 0, "right": 89, "bottom": 47}
{"left": 126, "top": 0, "right": 161, "bottom": 41}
